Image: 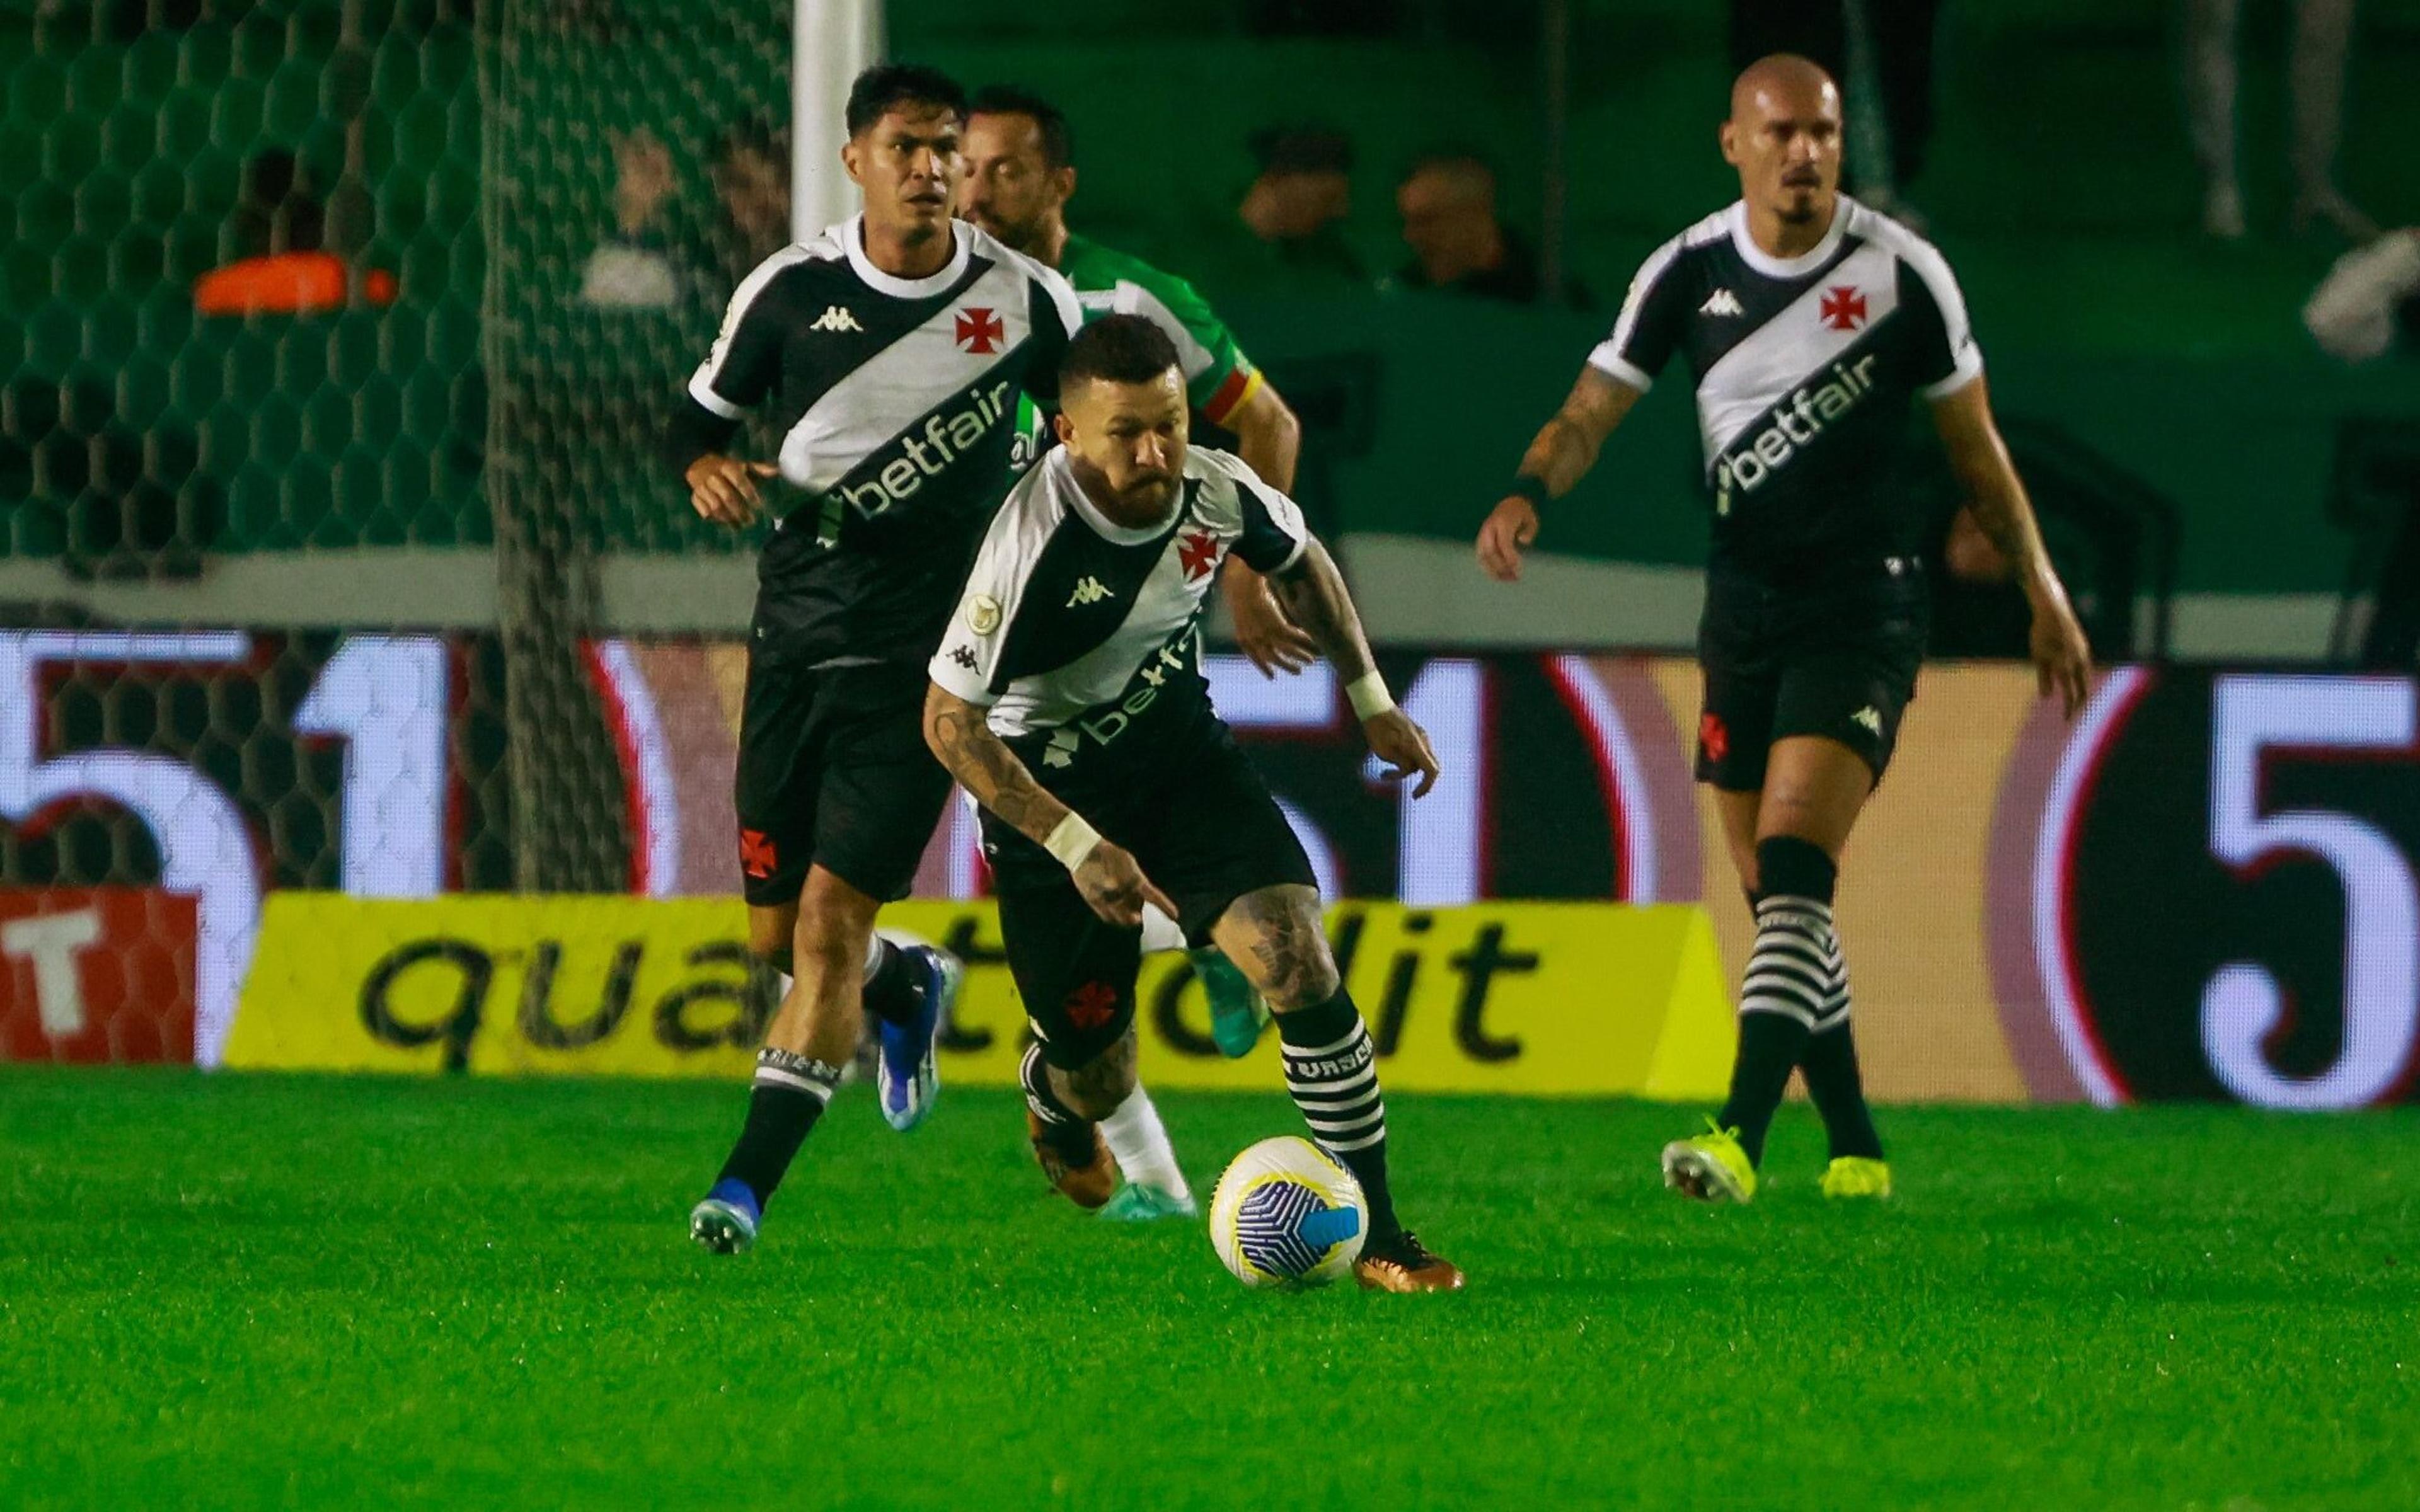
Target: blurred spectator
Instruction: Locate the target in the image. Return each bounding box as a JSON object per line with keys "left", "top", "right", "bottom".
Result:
{"left": 2186, "top": 0, "right": 2375, "bottom": 241}
{"left": 2307, "top": 230, "right": 2420, "bottom": 667}
{"left": 2303, "top": 229, "right": 2420, "bottom": 362}
{"left": 582, "top": 119, "right": 791, "bottom": 312}
{"left": 1731, "top": 0, "right": 1938, "bottom": 223}
{"left": 193, "top": 149, "right": 395, "bottom": 317}
{"left": 1234, "top": 125, "right": 1366, "bottom": 292}
{"left": 1384, "top": 151, "right": 1589, "bottom": 307}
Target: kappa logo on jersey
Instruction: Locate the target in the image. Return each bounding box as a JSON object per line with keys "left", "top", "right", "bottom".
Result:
{"left": 809, "top": 306, "right": 862, "bottom": 333}
{"left": 1066, "top": 576, "right": 1115, "bottom": 608}
{"left": 836, "top": 379, "right": 1015, "bottom": 520}
{"left": 1700, "top": 288, "right": 1744, "bottom": 317}
{"left": 1178, "top": 529, "right": 1221, "bottom": 583}
{"left": 947, "top": 644, "right": 978, "bottom": 670}
{"left": 955, "top": 307, "right": 1005, "bottom": 353}
{"left": 1820, "top": 285, "right": 1869, "bottom": 331}
{"left": 1711, "top": 353, "right": 1881, "bottom": 497}
{"left": 1852, "top": 706, "right": 1884, "bottom": 736}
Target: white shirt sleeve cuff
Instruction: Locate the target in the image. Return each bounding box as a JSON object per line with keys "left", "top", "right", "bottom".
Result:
{"left": 686, "top": 372, "right": 746, "bottom": 420}
{"left": 1919, "top": 353, "right": 1985, "bottom": 401}
{"left": 926, "top": 657, "right": 998, "bottom": 707}
{"left": 1585, "top": 343, "right": 1653, "bottom": 392}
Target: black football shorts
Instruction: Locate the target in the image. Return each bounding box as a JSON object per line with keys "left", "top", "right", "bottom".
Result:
{"left": 732, "top": 656, "right": 953, "bottom": 907}
{"left": 1694, "top": 558, "right": 1929, "bottom": 791}
{"left": 984, "top": 723, "right": 1316, "bottom": 1070}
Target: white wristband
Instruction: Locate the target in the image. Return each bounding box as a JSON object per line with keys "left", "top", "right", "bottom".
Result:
{"left": 1043, "top": 812, "right": 1103, "bottom": 873}
{"left": 1345, "top": 670, "right": 1396, "bottom": 720}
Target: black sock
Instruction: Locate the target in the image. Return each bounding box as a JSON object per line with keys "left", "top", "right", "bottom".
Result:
{"left": 1019, "top": 1043, "right": 1093, "bottom": 1157}
{"left": 715, "top": 1048, "right": 843, "bottom": 1205}
{"left": 1717, "top": 837, "right": 1836, "bottom": 1168}
{"left": 861, "top": 936, "right": 922, "bottom": 1028}
{"left": 1276, "top": 989, "right": 1400, "bottom": 1243}
{"left": 1802, "top": 933, "right": 1885, "bottom": 1160}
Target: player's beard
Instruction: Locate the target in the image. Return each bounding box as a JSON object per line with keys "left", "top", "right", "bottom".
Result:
{"left": 1117, "top": 472, "right": 1177, "bottom": 516}
{"left": 965, "top": 205, "right": 1041, "bottom": 255}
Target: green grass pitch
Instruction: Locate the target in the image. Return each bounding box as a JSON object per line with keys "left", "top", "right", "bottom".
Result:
{"left": 3, "top": 1068, "right": 2415, "bottom": 1509}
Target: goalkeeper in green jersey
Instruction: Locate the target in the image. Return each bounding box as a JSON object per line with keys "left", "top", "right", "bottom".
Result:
{"left": 955, "top": 85, "right": 1311, "bottom": 1217}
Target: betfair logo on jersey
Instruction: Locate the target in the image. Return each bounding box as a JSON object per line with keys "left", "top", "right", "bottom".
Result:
{"left": 1066, "top": 577, "right": 1114, "bottom": 608}
{"left": 834, "top": 379, "right": 1016, "bottom": 521}
{"left": 1712, "top": 353, "right": 1881, "bottom": 498}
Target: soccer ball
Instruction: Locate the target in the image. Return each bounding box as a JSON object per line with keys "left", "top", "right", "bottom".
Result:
{"left": 1208, "top": 1136, "right": 1368, "bottom": 1288}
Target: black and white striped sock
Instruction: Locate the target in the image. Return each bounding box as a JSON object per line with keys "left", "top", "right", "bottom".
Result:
{"left": 715, "top": 1048, "right": 843, "bottom": 1205}
{"left": 1801, "top": 932, "right": 1884, "bottom": 1160}
{"left": 1717, "top": 893, "right": 1832, "bottom": 1166}
{"left": 1277, "top": 990, "right": 1400, "bottom": 1241}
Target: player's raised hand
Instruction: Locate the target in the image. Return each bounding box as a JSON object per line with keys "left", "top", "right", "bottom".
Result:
{"left": 1073, "top": 840, "right": 1180, "bottom": 928}
{"left": 2032, "top": 599, "right": 2093, "bottom": 719}
{"left": 1475, "top": 496, "right": 1540, "bottom": 583}
{"left": 1225, "top": 571, "right": 1317, "bottom": 677}
{"left": 686, "top": 455, "right": 776, "bottom": 528}
{"left": 1364, "top": 709, "right": 1441, "bottom": 799}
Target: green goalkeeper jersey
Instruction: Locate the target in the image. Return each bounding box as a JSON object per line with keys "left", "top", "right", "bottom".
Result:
{"left": 1011, "top": 232, "right": 1264, "bottom": 469}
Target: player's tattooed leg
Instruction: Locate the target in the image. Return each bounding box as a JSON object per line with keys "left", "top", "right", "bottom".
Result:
{"left": 1053, "top": 1026, "right": 1139, "bottom": 1122}
{"left": 1212, "top": 883, "right": 1339, "bottom": 1011}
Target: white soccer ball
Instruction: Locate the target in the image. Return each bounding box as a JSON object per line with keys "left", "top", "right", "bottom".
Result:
{"left": 1208, "top": 1136, "right": 1368, "bottom": 1289}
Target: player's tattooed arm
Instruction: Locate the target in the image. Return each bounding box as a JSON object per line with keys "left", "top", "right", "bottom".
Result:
{"left": 923, "top": 685, "right": 1072, "bottom": 844}
{"left": 1478, "top": 367, "right": 1644, "bottom": 582}
{"left": 1930, "top": 376, "right": 2094, "bottom": 718}
{"left": 1271, "top": 542, "right": 1442, "bottom": 799}
{"left": 922, "top": 684, "right": 1177, "bottom": 926}
{"left": 1269, "top": 538, "right": 1376, "bottom": 683}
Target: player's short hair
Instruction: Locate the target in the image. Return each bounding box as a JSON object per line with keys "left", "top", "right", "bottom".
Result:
{"left": 969, "top": 85, "right": 1072, "bottom": 171}
{"left": 844, "top": 64, "right": 967, "bottom": 138}
{"left": 1061, "top": 314, "right": 1180, "bottom": 391}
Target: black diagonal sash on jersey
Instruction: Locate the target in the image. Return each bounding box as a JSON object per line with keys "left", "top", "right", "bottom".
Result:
{"left": 785, "top": 258, "right": 995, "bottom": 410}
{"left": 988, "top": 479, "right": 1203, "bottom": 693}
{"left": 1681, "top": 238, "right": 1860, "bottom": 377}
{"left": 801, "top": 331, "right": 1037, "bottom": 549}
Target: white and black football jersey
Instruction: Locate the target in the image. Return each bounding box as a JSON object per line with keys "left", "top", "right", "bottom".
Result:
{"left": 686, "top": 214, "right": 1082, "bottom": 664}
{"left": 1592, "top": 197, "right": 1983, "bottom": 580}
{"left": 928, "top": 445, "right": 1310, "bottom": 780}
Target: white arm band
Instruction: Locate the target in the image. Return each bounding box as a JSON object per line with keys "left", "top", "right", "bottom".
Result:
{"left": 1345, "top": 670, "right": 1396, "bottom": 720}
{"left": 1043, "top": 812, "right": 1103, "bottom": 873}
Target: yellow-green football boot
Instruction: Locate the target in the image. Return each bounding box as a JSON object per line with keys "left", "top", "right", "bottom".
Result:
{"left": 1661, "top": 1119, "right": 1757, "bottom": 1204}
{"left": 1821, "top": 1156, "right": 1892, "bottom": 1200}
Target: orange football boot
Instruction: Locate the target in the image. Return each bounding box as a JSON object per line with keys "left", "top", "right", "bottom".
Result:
{"left": 1354, "top": 1230, "right": 1466, "bottom": 1293}
{"left": 1027, "top": 1109, "right": 1116, "bottom": 1210}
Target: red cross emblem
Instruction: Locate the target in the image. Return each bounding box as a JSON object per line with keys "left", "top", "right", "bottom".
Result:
{"left": 1178, "top": 528, "right": 1220, "bottom": 583}
{"left": 955, "top": 307, "right": 1005, "bottom": 353}
{"left": 1819, "top": 285, "right": 1867, "bottom": 331}
{"left": 739, "top": 827, "right": 778, "bottom": 880}
{"left": 1698, "top": 713, "right": 1729, "bottom": 765}
{"left": 1064, "top": 981, "right": 1121, "bottom": 1031}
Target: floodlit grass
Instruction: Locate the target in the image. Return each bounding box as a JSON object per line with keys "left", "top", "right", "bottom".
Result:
{"left": 3, "top": 1070, "right": 2414, "bottom": 1509}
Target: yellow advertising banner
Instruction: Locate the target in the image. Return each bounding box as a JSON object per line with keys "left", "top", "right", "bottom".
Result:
{"left": 226, "top": 895, "right": 1733, "bottom": 1097}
